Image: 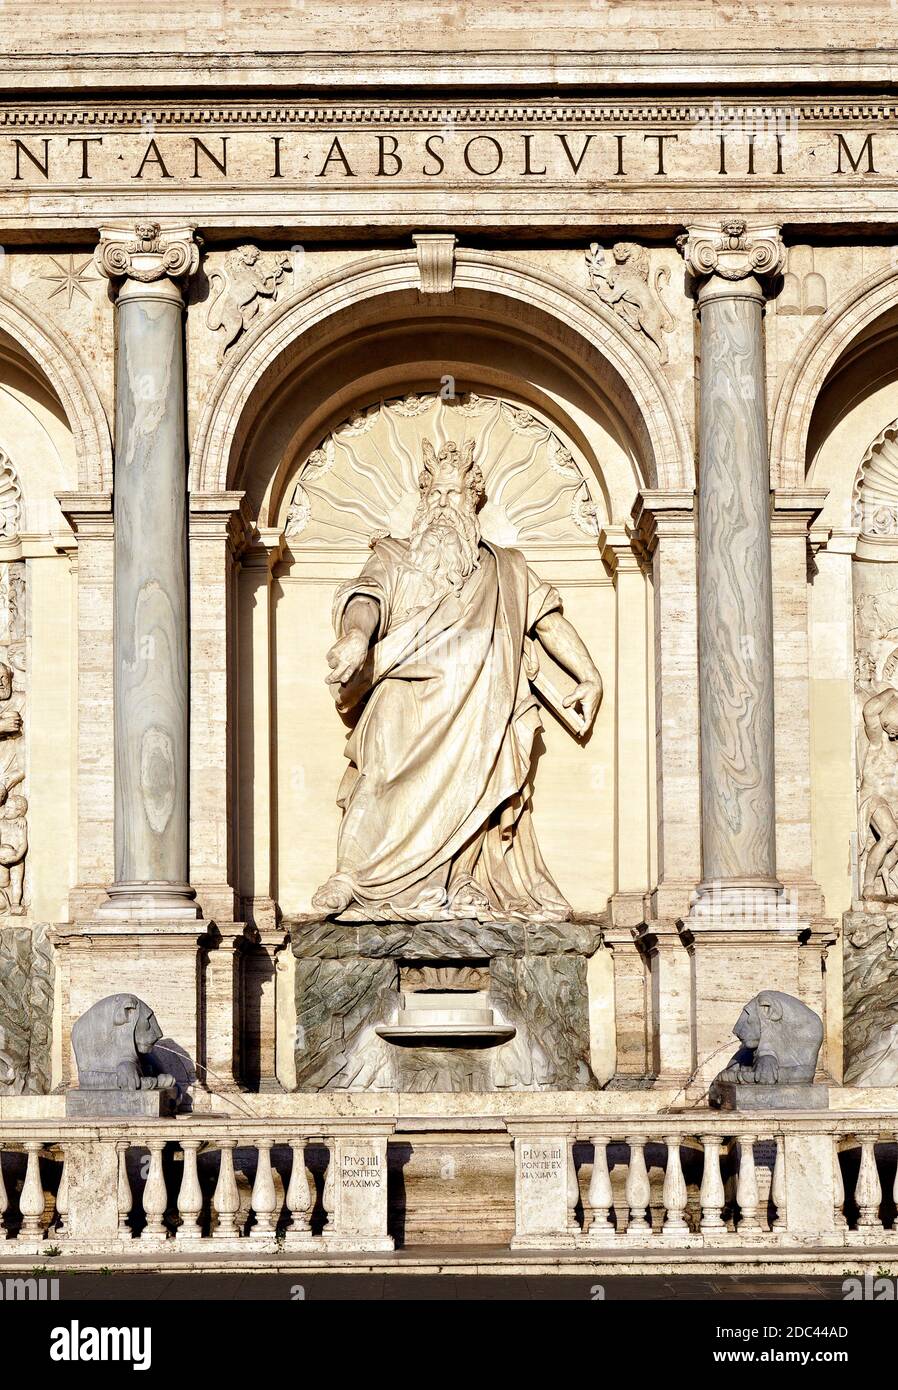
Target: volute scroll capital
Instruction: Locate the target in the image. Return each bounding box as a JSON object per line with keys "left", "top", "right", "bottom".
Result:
{"left": 678, "top": 218, "right": 785, "bottom": 298}
{"left": 94, "top": 221, "right": 200, "bottom": 297}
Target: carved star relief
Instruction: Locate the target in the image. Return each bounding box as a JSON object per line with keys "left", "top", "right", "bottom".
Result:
{"left": 38, "top": 254, "right": 101, "bottom": 308}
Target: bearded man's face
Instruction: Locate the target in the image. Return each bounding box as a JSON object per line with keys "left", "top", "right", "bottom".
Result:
{"left": 409, "top": 475, "right": 481, "bottom": 596}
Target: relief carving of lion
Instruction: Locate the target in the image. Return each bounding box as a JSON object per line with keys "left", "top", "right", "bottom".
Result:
{"left": 71, "top": 994, "right": 175, "bottom": 1092}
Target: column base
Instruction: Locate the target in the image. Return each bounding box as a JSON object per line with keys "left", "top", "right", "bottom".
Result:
{"left": 96, "top": 882, "right": 201, "bottom": 921}
{"left": 679, "top": 916, "right": 838, "bottom": 1085}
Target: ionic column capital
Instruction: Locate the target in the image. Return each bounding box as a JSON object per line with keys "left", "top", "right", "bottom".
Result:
{"left": 94, "top": 221, "right": 200, "bottom": 304}
{"left": 679, "top": 218, "right": 785, "bottom": 305}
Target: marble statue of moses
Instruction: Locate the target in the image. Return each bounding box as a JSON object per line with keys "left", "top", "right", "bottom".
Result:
{"left": 312, "top": 437, "right": 603, "bottom": 923}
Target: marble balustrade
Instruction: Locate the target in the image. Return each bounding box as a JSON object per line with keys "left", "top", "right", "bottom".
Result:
{"left": 0, "top": 1115, "right": 896, "bottom": 1256}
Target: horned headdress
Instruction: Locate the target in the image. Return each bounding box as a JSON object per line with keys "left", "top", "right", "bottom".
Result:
{"left": 419, "top": 438, "right": 484, "bottom": 507}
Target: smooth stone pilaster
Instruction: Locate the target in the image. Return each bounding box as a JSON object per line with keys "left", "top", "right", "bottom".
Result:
{"left": 681, "top": 221, "right": 786, "bottom": 903}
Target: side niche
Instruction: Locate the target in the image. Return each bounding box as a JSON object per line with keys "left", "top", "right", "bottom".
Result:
{"left": 845, "top": 421, "right": 898, "bottom": 1084}
{"left": 282, "top": 391, "right": 602, "bottom": 547}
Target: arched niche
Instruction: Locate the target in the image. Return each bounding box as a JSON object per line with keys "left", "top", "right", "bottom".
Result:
{"left": 803, "top": 310, "right": 898, "bottom": 929}
{"left": 0, "top": 328, "right": 85, "bottom": 941}
{"left": 225, "top": 282, "right": 664, "bottom": 923}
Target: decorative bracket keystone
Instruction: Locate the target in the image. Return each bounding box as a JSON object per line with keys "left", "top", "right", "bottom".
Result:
{"left": 413, "top": 233, "right": 457, "bottom": 293}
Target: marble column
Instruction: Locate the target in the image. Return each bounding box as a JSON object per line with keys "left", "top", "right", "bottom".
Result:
{"left": 94, "top": 222, "right": 200, "bottom": 918}
{"left": 680, "top": 220, "right": 786, "bottom": 905}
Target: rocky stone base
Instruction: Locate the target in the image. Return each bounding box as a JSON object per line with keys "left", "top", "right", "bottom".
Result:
{"left": 844, "top": 906, "right": 898, "bottom": 1085}
{"left": 288, "top": 914, "right": 604, "bottom": 1092}
{"left": 0, "top": 922, "right": 53, "bottom": 1095}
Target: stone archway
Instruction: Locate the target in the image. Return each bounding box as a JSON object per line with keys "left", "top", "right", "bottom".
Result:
{"left": 0, "top": 284, "right": 112, "bottom": 493}
{"left": 191, "top": 248, "right": 693, "bottom": 500}
{"left": 770, "top": 264, "right": 898, "bottom": 490}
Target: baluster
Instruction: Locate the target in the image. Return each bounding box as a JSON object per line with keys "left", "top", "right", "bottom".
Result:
{"left": 699, "top": 1134, "right": 726, "bottom": 1234}
{"left": 0, "top": 1142, "right": 8, "bottom": 1235}
{"left": 662, "top": 1135, "right": 689, "bottom": 1237}
{"left": 177, "top": 1140, "right": 203, "bottom": 1240}
{"left": 19, "top": 1141, "right": 45, "bottom": 1241}
{"left": 250, "top": 1139, "right": 278, "bottom": 1237}
{"left": 141, "top": 1140, "right": 168, "bottom": 1240}
{"left": 735, "top": 1134, "right": 761, "bottom": 1235}
{"left": 771, "top": 1134, "right": 787, "bottom": 1232}
{"left": 585, "top": 1135, "right": 614, "bottom": 1236}
{"left": 322, "top": 1139, "right": 336, "bottom": 1234}
{"left": 116, "top": 1140, "right": 133, "bottom": 1237}
{"left": 855, "top": 1137, "right": 883, "bottom": 1233}
{"left": 831, "top": 1137, "right": 847, "bottom": 1232}
{"left": 567, "top": 1140, "right": 580, "bottom": 1233}
{"left": 286, "top": 1138, "right": 313, "bottom": 1239}
{"left": 55, "top": 1150, "right": 68, "bottom": 1238}
{"left": 212, "top": 1140, "right": 240, "bottom": 1239}
{"left": 624, "top": 1135, "right": 651, "bottom": 1235}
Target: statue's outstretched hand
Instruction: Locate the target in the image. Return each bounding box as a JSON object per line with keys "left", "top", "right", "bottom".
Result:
{"left": 562, "top": 676, "right": 602, "bottom": 734}
{"left": 325, "top": 629, "right": 370, "bottom": 692}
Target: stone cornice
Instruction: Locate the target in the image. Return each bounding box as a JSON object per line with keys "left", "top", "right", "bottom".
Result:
{"left": 2, "top": 50, "right": 898, "bottom": 94}
{"left": 3, "top": 96, "right": 898, "bottom": 128}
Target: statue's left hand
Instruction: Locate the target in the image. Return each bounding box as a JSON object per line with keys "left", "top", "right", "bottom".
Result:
{"left": 562, "top": 677, "right": 602, "bottom": 734}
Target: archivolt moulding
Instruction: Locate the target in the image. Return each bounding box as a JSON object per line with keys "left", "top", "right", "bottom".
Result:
{"left": 190, "top": 247, "right": 693, "bottom": 497}
{"left": 770, "top": 264, "right": 898, "bottom": 491}
{"left": 0, "top": 283, "right": 112, "bottom": 494}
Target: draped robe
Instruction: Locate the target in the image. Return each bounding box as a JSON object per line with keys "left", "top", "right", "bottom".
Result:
{"left": 328, "top": 536, "right": 569, "bottom": 921}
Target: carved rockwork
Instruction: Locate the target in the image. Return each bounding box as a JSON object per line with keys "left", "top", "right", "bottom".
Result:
{"left": 0, "top": 922, "right": 52, "bottom": 1094}
{"left": 844, "top": 910, "right": 898, "bottom": 1085}
{"left": 289, "top": 915, "right": 603, "bottom": 1092}
{"left": 205, "top": 244, "right": 293, "bottom": 360}
{"left": 585, "top": 241, "right": 673, "bottom": 362}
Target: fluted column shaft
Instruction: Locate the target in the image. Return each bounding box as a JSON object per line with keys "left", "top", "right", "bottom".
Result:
{"left": 95, "top": 223, "right": 199, "bottom": 916}
{"left": 681, "top": 221, "right": 785, "bottom": 897}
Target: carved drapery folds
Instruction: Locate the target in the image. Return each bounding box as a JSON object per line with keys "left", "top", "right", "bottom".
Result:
{"left": 585, "top": 241, "right": 673, "bottom": 363}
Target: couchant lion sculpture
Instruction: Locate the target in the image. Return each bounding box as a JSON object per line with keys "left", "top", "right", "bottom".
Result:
{"left": 710, "top": 990, "right": 823, "bottom": 1103}
{"left": 71, "top": 994, "right": 175, "bottom": 1092}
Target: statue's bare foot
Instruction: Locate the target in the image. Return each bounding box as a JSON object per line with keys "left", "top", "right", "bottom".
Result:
{"left": 312, "top": 875, "right": 354, "bottom": 913}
